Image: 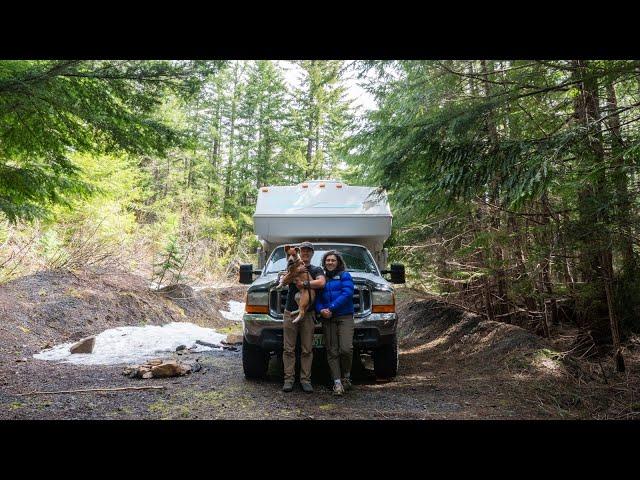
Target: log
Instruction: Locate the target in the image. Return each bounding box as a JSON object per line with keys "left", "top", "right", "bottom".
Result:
{"left": 17, "top": 386, "right": 166, "bottom": 396}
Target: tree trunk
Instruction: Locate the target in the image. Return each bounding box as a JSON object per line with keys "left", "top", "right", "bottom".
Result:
{"left": 480, "top": 59, "right": 508, "bottom": 319}
{"left": 606, "top": 81, "right": 636, "bottom": 277}
{"left": 223, "top": 62, "right": 240, "bottom": 214}
{"left": 573, "top": 60, "right": 624, "bottom": 372}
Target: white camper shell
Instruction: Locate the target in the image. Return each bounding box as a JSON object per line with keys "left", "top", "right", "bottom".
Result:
{"left": 253, "top": 180, "right": 392, "bottom": 269}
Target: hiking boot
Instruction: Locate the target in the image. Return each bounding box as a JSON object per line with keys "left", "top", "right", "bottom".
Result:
{"left": 342, "top": 377, "right": 352, "bottom": 391}
{"left": 333, "top": 381, "right": 345, "bottom": 396}
{"left": 301, "top": 382, "right": 314, "bottom": 393}
{"left": 282, "top": 381, "right": 294, "bottom": 392}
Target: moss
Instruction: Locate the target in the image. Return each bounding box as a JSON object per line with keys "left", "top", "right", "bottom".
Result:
{"left": 148, "top": 400, "right": 171, "bottom": 415}
{"left": 65, "top": 287, "right": 85, "bottom": 298}
{"left": 534, "top": 348, "right": 563, "bottom": 361}
{"left": 217, "top": 325, "right": 242, "bottom": 335}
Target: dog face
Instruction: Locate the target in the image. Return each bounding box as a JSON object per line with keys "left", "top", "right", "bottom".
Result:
{"left": 284, "top": 245, "right": 302, "bottom": 267}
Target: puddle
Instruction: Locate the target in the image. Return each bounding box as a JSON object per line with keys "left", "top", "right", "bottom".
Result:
{"left": 219, "top": 300, "right": 245, "bottom": 321}
{"left": 33, "top": 322, "right": 227, "bottom": 365}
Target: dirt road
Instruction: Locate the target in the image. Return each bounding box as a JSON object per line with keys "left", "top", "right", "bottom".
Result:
{"left": 1, "top": 271, "right": 636, "bottom": 420}
{"left": 0, "top": 341, "right": 552, "bottom": 420}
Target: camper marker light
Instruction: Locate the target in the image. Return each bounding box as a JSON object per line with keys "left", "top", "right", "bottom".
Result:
{"left": 261, "top": 187, "right": 269, "bottom": 192}
{"left": 302, "top": 183, "right": 308, "bottom": 188}
{"left": 319, "top": 182, "right": 325, "bottom": 187}
{"left": 336, "top": 183, "right": 343, "bottom": 188}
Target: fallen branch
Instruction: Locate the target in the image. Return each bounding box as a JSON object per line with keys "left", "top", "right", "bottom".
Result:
{"left": 17, "top": 386, "right": 166, "bottom": 396}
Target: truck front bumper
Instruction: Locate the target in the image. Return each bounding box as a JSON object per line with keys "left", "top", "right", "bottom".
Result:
{"left": 243, "top": 312, "right": 397, "bottom": 352}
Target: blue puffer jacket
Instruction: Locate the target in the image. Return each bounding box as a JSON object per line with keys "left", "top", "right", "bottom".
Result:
{"left": 315, "top": 271, "right": 354, "bottom": 317}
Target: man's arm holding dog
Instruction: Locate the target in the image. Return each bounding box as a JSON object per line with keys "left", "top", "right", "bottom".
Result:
{"left": 295, "top": 267, "right": 326, "bottom": 289}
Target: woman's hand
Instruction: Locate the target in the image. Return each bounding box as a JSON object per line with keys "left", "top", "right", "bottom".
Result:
{"left": 320, "top": 308, "right": 332, "bottom": 319}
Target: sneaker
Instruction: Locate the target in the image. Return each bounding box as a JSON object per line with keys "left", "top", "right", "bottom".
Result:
{"left": 282, "top": 381, "right": 293, "bottom": 392}
{"left": 342, "top": 377, "right": 352, "bottom": 391}
{"left": 333, "top": 382, "right": 345, "bottom": 396}
{"left": 301, "top": 382, "right": 314, "bottom": 393}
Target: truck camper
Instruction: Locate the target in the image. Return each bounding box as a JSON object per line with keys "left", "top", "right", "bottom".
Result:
{"left": 239, "top": 180, "right": 405, "bottom": 379}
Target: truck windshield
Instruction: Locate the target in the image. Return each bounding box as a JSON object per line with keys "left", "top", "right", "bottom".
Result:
{"left": 264, "top": 245, "right": 379, "bottom": 275}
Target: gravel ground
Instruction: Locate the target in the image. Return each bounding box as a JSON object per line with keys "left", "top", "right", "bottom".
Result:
{"left": 1, "top": 272, "right": 637, "bottom": 420}
{"left": 0, "top": 347, "right": 538, "bottom": 420}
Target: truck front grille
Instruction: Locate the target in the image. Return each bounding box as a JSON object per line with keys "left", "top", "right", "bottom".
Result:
{"left": 269, "top": 284, "right": 371, "bottom": 319}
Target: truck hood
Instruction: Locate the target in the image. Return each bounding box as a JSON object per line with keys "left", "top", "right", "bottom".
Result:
{"left": 249, "top": 271, "right": 392, "bottom": 291}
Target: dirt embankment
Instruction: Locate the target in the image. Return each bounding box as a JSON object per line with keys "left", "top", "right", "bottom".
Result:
{"left": 394, "top": 289, "right": 640, "bottom": 419}
{"left": 0, "top": 269, "right": 247, "bottom": 362}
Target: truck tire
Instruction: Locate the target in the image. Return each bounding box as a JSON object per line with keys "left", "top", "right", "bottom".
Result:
{"left": 373, "top": 335, "right": 398, "bottom": 379}
{"left": 242, "top": 338, "right": 269, "bottom": 379}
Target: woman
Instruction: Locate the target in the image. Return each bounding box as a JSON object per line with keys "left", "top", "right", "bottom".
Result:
{"left": 316, "top": 250, "right": 355, "bottom": 396}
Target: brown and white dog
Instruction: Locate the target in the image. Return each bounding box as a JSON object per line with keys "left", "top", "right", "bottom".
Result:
{"left": 275, "top": 245, "right": 316, "bottom": 323}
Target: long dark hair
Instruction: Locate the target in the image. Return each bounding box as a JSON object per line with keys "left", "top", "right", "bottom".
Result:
{"left": 322, "top": 250, "right": 346, "bottom": 278}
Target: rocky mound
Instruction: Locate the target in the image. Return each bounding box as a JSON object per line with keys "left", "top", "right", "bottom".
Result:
{"left": 0, "top": 269, "right": 247, "bottom": 361}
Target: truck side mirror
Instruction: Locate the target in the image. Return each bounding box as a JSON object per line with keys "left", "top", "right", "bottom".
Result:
{"left": 239, "top": 264, "right": 262, "bottom": 284}
{"left": 390, "top": 263, "right": 405, "bottom": 284}
{"left": 239, "top": 264, "right": 254, "bottom": 284}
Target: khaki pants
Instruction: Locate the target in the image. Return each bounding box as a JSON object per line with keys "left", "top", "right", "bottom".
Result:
{"left": 283, "top": 310, "right": 315, "bottom": 384}
{"left": 322, "top": 314, "right": 354, "bottom": 382}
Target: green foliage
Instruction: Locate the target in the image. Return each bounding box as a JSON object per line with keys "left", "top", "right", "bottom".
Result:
{"left": 152, "top": 235, "right": 186, "bottom": 288}
{"left": 0, "top": 60, "right": 225, "bottom": 223}
{"left": 348, "top": 60, "right": 640, "bottom": 336}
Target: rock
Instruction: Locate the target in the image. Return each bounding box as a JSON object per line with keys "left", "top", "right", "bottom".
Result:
{"left": 142, "top": 372, "right": 153, "bottom": 379}
{"left": 70, "top": 336, "right": 95, "bottom": 354}
{"left": 223, "top": 334, "right": 243, "bottom": 345}
{"left": 15, "top": 358, "right": 28, "bottom": 363}
{"left": 151, "top": 360, "right": 188, "bottom": 378}
{"left": 147, "top": 359, "right": 163, "bottom": 366}
{"left": 176, "top": 345, "right": 187, "bottom": 351}
{"left": 42, "top": 342, "right": 52, "bottom": 349}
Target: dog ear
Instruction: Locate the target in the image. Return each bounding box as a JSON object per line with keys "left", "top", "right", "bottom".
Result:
{"left": 284, "top": 245, "right": 292, "bottom": 253}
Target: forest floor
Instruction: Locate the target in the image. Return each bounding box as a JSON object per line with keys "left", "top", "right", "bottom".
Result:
{"left": 1, "top": 269, "right": 639, "bottom": 420}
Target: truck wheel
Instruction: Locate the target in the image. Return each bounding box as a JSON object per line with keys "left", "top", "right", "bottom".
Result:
{"left": 373, "top": 335, "right": 398, "bottom": 379}
{"left": 242, "top": 338, "right": 269, "bottom": 379}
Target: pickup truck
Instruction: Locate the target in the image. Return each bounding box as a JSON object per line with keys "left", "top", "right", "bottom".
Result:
{"left": 239, "top": 180, "right": 405, "bottom": 379}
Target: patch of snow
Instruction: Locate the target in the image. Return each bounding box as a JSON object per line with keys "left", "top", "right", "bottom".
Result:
{"left": 33, "top": 322, "right": 227, "bottom": 365}
{"left": 219, "top": 301, "right": 245, "bottom": 321}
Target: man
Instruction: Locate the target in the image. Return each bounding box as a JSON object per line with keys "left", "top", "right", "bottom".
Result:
{"left": 282, "top": 241, "right": 326, "bottom": 393}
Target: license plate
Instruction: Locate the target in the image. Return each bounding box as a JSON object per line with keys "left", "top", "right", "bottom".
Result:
{"left": 313, "top": 334, "right": 325, "bottom": 348}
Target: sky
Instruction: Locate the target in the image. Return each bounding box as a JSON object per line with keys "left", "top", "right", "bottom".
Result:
{"left": 278, "top": 61, "right": 378, "bottom": 113}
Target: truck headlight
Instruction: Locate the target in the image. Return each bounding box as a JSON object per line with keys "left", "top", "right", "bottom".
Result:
{"left": 245, "top": 291, "right": 269, "bottom": 314}
{"left": 371, "top": 290, "right": 395, "bottom": 313}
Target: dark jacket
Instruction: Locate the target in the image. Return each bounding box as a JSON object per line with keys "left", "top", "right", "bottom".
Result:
{"left": 315, "top": 271, "right": 354, "bottom": 317}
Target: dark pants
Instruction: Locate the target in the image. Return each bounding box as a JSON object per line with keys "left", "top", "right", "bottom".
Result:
{"left": 322, "top": 314, "right": 354, "bottom": 381}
